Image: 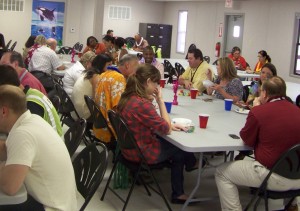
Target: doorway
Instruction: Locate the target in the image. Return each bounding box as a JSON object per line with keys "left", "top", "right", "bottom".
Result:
{"left": 223, "top": 14, "right": 245, "bottom": 56}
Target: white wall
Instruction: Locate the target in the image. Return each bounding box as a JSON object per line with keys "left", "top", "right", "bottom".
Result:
{"left": 1, "top": 0, "right": 299, "bottom": 83}
{"left": 163, "top": 0, "right": 300, "bottom": 82}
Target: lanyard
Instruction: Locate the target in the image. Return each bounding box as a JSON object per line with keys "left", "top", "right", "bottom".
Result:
{"left": 190, "top": 62, "right": 202, "bottom": 82}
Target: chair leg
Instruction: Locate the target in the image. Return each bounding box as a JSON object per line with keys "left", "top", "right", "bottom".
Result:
{"left": 147, "top": 169, "right": 172, "bottom": 211}
{"left": 137, "top": 174, "right": 151, "bottom": 196}
{"left": 285, "top": 197, "right": 295, "bottom": 210}
{"left": 264, "top": 197, "right": 269, "bottom": 211}
{"left": 101, "top": 160, "right": 118, "bottom": 201}
{"left": 254, "top": 197, "right": 261, "bottom": 211}
{"left": 122, "top": 166, "right": 142, "bottom": 211}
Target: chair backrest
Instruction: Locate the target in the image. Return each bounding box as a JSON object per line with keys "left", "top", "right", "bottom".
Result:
{"left": 64, "top": 118, "right": 87, "bottom": 157}
{"left": 5, "top": 40, "right": 11, "bottom": 49}
{"left": 203, "top": 56, "right": 210, "bottom": 64}
{"left": 9, "top": 41, "right": 17, "bottom": 51}
{"left": 30, "top": 70, "right": 55, "bottom": 93}
{"left": 73, "top": 42, "right": 80, "bottom": 52}
{"left": 164, "top": 59, "right": 176, "bottom": 83}
{"left": 73, "top": 143, "right": 108, "bottom": 211}
{"left": 78, "top": 44, "right": 83, "bottom": 52}
{"left": 296, "top": 94, "right": 300, "bottom": 108}
{"left": 125, "top": 37, "right": 135, "bottom": 49}
{"left": 212, "top": 59, "right": 218, "bottom": 65}
{"left": 242, "top": 85, "right": 251, "bottom": 102}
{"left": 136, "top": 53, "right": 143, "bottom": 60}
{"left": 57, "top": 46, "right": 73, "bottom": 55}
{"left": 270, "top": 143, "right": 300, "bottom": 180}
{"left": 174, "top": 62, "right": 185, "bottom": 76}
{"left": 54, "top": 83, "right": 79, "bottom": 117}
{"left": 108, "top": 110, "right": 152, "bottom": 166}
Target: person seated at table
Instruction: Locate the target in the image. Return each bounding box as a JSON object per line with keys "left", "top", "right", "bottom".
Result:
{"left": 22, "top": 35, "right": 36, "bottom": 62}
{"left": 0, "top": 85, "right": 77, "bottom": 210}
{"left": 215, "top": 76, "right": 300, "bottom": 211}
{"left": 0, "top": 64, "right": 62, "bottom": 136}
{"left": 139, "top": 46, "right": 164, "bottom": 79}
{"left": 106, "top": 29, "right": 114, "bottom": 37}
{"left": 117, "top": 64, "right": 198, "bottom": 204}
{"left": 206, "top": 57, "right": 243, "bottom": 103}
{"left": 132, "top": 33, "right": 149, "bottom": 52}
{"left": 0, "top": 33, "right": 6, "bottom": 60}
{"left": 0, "top": 51, "right": 47, "bottom": 95}
{"left": 93, "top": 54, "right": 138, "bottom": 145}
{"left": 245, "top": 63, "right": 278, "bottom": 108}
{"left": 63, "top": 51, "right": 96, "bottom": 96}
{"left": 102, "top": 35, "right": 115, "bottom": 56}
{"left": 247, "top": 50, "right": 271, "bottom": 74}
{"left": 178, "top": 48, "right": 211, "bottom": 93}
{"left": 228, "top": 46, "right": 247, "bottom": 71}
{"left": 82, "top": 36, "right": 105, "bottom": 55}
{"left": 112, "top": 37, "right": 128, "bottom": 65}
{"left": 46, "top": 38, "right": 58, "bottom": 51}
{"left": 71, "top": 53, "right": 113, "bottom": 120}
{"left": 28, "top": 35, "right": 66, "bottom": 74}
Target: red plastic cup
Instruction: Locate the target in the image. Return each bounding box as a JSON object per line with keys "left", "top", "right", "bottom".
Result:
{"left": 190, "top": 88, "right": 198, "bottom": 99}
{"left": 78, "top": 52, "right": 82, "bottom": 58}
{"left": 199, "top": 114, "right": 210, "bottom": 129}
{"left": 160, "top": 79, "right": 166, "bottom": 88}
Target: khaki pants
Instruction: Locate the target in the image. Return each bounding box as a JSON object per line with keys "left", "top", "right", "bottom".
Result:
{"left": 215, "top": 160, "right": 300, "bottom": 211}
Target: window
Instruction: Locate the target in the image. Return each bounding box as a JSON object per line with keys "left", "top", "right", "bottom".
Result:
{"left": 293, "top": 14, "right": 300, "bottom": 76}
{"left": 0, "top": 0, "right": 24, "bottom": 12}
{"left": 108, "top": 5, "right": 131, "bottom": 20}
{"left": 233, "top": 26, "right": 240, "bottom": 38}
{"left": 176, "top": 10, "right": 188, "bottom": 54}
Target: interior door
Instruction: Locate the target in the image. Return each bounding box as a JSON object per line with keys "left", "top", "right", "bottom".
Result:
{"left": 223, "top": 14, "right": 245, "bottom": 56}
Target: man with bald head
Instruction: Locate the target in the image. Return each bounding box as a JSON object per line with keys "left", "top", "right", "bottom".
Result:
{"left": 46, "top": 38, "right": 57, "bottom": 51}
{"left": 0, "top": 85, "right": 76, "bottom": 210}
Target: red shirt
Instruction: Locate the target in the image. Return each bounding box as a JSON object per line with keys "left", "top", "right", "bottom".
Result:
{"left": 228, "top": 54, "right": 247, "bottom": 70}
{"left": 240, "top": 99, "right": 300, "bottom": 169}
{"left": 120, "top": 95, "right": 170, "bottom": 164}
{"left": 82, "top": 43, "right": 106, "bottom": 55}
{"left": 19, "top": 68, "right": 47, "bottom": 95}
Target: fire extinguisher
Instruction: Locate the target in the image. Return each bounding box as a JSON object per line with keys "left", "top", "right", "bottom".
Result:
{"left": 215, "top": 42, "right": 221, "bottom": 57}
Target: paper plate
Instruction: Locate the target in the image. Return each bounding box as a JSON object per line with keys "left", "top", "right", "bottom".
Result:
{"left": 234, "top": 108, "right": 250, "bottom": 115}
{"left": 203, "top": 80, "right": 214, "bottom": 88}
{"left": 172, "top": 118, "right": 192, "bottom": 126}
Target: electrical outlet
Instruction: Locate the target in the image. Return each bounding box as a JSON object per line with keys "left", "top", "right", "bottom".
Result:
{"left": 70, "top": 28, "right": 75, "bottom": 33}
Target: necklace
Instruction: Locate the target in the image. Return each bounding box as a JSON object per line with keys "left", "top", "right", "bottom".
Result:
{"left": 135, "top": 37, "right": 144, "bottom": 46}
{"left": 190, "top": 62, "right": 202, "bottom": 82}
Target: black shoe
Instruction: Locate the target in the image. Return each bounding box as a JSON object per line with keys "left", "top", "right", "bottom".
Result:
{"left": 171, "top": 198, "right": 187, "bottom": 204}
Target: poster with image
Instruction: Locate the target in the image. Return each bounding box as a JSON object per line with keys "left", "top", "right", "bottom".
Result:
{"left": 31, "top": 0, "right": 65, "bottom": 44}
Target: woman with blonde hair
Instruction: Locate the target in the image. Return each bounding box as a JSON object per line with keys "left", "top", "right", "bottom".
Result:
{"left": 117, "top": 64, "right": 198, "bottom": 204}
{"left": 207, "top": 57, "right": 243, "bottom": 103}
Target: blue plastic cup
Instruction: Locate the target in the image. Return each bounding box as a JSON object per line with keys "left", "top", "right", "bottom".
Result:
{"left": 224, "top": 99, "right": 233, "bottom": 111}
{"left": 164, "top": 102, "right": 172, "bottom": 113}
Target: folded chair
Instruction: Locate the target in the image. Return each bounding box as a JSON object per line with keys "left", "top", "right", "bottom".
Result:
{"left": 101, "top": 110, "right": 172, "bottom": 211}
{"left": 244, "top": 144, "right": 300, "bottom": 211}
{"left": 164, "top": 59, "right": 176, "bottom": 84}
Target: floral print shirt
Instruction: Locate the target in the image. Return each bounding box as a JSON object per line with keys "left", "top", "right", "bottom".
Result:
{"left": 94, "top": 70, "right": 126, "bottom": 142}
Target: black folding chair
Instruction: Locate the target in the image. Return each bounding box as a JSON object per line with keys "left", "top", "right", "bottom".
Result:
{"left": 174, "top": 62, "right": 185, "bottom": 76}
{"left": 5, "top": 40, "right": 11, "bottom": 49}
{"left": 54, "top": 83, "right": 80, "bottom": 127}
{"left": 203, "top": 56, "right": 210, "bottom": 64}
{"left": 164, "top": 59, "right": 176, "bottom": 84}
{"left": 64, "top": 118, "right": 87, "bottom": 157}
{"left": 84, "top": 95, "right": 116, "bottom": 152}
{"left": 9, "top": 41, "right": 17, "bottom": 51}
{"left": 101, "top": 110, "right": 172, "bottom": 211}
{"left": 185, "top": 43, "right": 196, "bottom": 59}
{"left": 244, "top": 144, "right": 300, "bottom": 211}
{"left": 73, "top": 143, "right": 108, "bottom": 211}
{"left": 296, "top": 94, "right": 300, "bottom": 108}
{"left": 57, "top": 46, "right": 73, "bottom": 54}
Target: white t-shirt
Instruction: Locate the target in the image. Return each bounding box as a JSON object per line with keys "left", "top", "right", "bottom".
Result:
{"left": 71, "top": 74, "right": 92, "bottom": 119}
{"left": 6, "top": 111, "right": 77, "bottom": 211}
{"left": 28, "top": 46, "right": 63, "bottom": 74}
{"left": 62, "top": 61, "right": 85, "bottom": 96}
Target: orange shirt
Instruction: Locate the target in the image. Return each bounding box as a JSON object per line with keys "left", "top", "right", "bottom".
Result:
{"left": 93, "top": 70, "right": 126, "bottom": 142}
{"left": 82, "top": 42, "right": 106, "bottom": 55}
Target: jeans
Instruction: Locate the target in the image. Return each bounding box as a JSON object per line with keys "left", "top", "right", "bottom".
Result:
{"left": 156, "top": 137, "right": 196, "bottom": 199}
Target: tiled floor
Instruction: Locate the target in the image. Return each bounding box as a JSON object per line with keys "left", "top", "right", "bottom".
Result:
{"left": 74, "top": 145, "right": 287, "bottom": 211}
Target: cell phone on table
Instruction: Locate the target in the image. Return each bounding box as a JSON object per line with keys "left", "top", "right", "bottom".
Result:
{"left": 229, "top": 134, "right": 240, "bottom": 139}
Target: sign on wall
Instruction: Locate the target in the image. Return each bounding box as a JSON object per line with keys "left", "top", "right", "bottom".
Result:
{"left": 31, "top": 0, "right": 65, "bottom": 44}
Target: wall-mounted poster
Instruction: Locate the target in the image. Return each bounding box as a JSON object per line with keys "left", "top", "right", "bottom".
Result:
{"left": 31, "top": 0, "right": 65, "bottom": 44}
